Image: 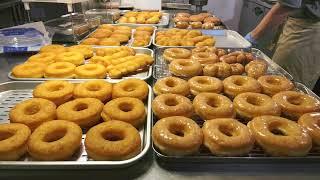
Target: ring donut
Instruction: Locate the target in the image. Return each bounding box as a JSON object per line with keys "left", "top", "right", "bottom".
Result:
{"left": 169, "top": 59, "right": 202, "bottom": 78}
{"left": 75, "top": 64, "right": 107, "bottom": 79}
{"left": 153, "top": 76, "right": 190, "bottom": 96}
{"left": 188, "top": 76, "right": 223, "bottom": 95}
{"left": 112, "top": 79, "right": 149, "bottom": 100}
{"left": 163, "top": 48, "right": 192, "bottom": 62}
{"left": 12, "top": 62, "right": 46, "bottom": 78}
{"left": 298, "top": 112, "right": 320, "bottom": 145}
{"left": 73, "top": 80, "right": 113, "bottom": 102}
{"left": 44, "top": 62, "right": 76, "bottom": 78}
{"left": 257, "top": 75, "right": 294, "bottom": 96}
{"left": 223, "top": 75, "right": 261, "bottom": 99}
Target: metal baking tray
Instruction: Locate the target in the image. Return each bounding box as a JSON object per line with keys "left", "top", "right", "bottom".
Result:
{"left": 8, "top": 47, "right": 154, "bottom": 83}
{"left": 151, "top": 80, "right": 320, "bottom": 163}
{"left": 116, "top": 12, "right": 170, "bottom": 28}
{"left": 153, "top": 47, "right": 293, "bottom": 80}
{"left": 128, "top": 27, "right": 156, "bottom": 48}
{"left": 0, "top": 81, "right": 152, "bottom": 169}
{"left": 152, "top": 29, "right": 251, "bottom": 49}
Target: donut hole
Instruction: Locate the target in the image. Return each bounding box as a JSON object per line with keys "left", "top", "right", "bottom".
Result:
{"left": 87, "top": 84, "right": 101, "bottom": 91}
{"left": 218, "top": 125, "right": 235, "bottom": 137}
{"left": 164, "top": 98, "right": 179, "bottom": 106}
{"left": 266, "top": 78, "right": 281, "bottom": 85}
{"left": 24, "top": 104, "right": 40, "bottom": 115}
{"left": 234, "top": 79, "right": 245, "bottom": 86}
{"left": 287, "top": 96, "right": 303, "bottom": 105}
{"left": 165, "top": 79, "right": 177, "bottom": 87}
{"left": 0, "top": 131, "right": 14, "bottom": 141}
{"left": 169, "top": 124, "right": 185, "bottom": 137}
{"left": 102, "top": 131, "right": 124, "bottom": 141}
{"left": 119, "top": 102, "right": 133, "bottom": 112}
{"left": 44, "top": 129, "right": 67, "bottom": 142}
{"left": 206, "top": 98, "right": 220, "bottom": 108}
{"left": 246, "top": 96, "right": 264, "bottom": 106}
{"left": 74, "top": 103, "right": 88, "bottom": 111}
{"left": 48, "top": 85, "right": 65, "bottom": 92}
{"left": 197, "top": 79, "right": 209, "bottom": 85}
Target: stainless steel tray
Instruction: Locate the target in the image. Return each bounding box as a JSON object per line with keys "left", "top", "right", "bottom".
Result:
{"left": 151, "top": 80, "right": 320, "bottom": 163}
{"left": 115, "top": 12, "right": 170, "bottom": 28}
{"left": 127, "top": 26, "right": 156, "bottom": 48}
{"left": 153, "top": 47, "right": 293, "bottom": 80}
{"left": 8, "top": 47, "right": 154, "bottom": 83}
{"left": 152, "top": 29, "right": 251, "bottom": 49}
{"left": 0, "top": 81, "right": 152, "bottom": 169}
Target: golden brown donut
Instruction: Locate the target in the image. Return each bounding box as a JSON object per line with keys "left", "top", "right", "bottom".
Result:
{"left": 202, "top": 22, "right": 215, "bottom": 29}
{"left": 245, "top": 60, "right": 268, "bottom": 79}
{"left": 220, "top": 51, "right": 247, "bottom": 64}
{"left": 169, "top": 59, "right": 202, "bottom": 78}
{"left": 44, "top": 62, "right": 76, "bottom": 78}
{"left": 75, "top": 64, "right": 107, "bottom": 79}
{"left": 0, "top": 123, "right": 31, "bottom": 160}
{"left": 203, "top": 16, "right": 221, "bottom": 25}
{"left": 27, "top": 52, "right": 56, "bottom": 65}
{"left": 101, "top": 97, "right": 146, "bottom": 128}
{"left": 85, "top": 120, "right": 141, "bottom": 160}
{"left": 192, "top": 46, "right": 217, "bottom": 54}
{"left": 152, "top": 93, "right": 193, "bottom": 119}
{"left": 248, "top": 116, "right": 312, "bottom": 156}
{"left": 68, "top": 45, "right": 94, "bottom": 59}
{"left": 112, "top": 79, "right": 149, "bottom": 100}
{"left": 223, "top": 75, "right": 261, "bottom": 98}
{"left": 152, "top": 116, "right": 203, "bottom": 155}
{"left": 57, "top": 98, "right": 104, "bottom": 128}
{"left": 99, "top": 38, "right": 121, "bottom": 46}
{"left": 81, "top": 38, "right": 100, "bottom": 45}
{"left": 193, "top": 93, "right": 235, "bottom": 120}
{"left": 163, "top": 48, "right": 192, "bottom": 62}
{"left": 175, "top": 21, "right": 189, "bottom": 29}
{"left": 230, "top": 63, "right": 245, "bottom": 75}
{"left": 191, "top": 52, "right": 219, "bottom": 66}
{"left": 27, "top": 120, "right": 82, "bottom": 160}
{"left": 153, "top": 76, "right": 190, "bottom": 96}
{"left": 257, "top": 75, "right": 294, "bottom": 96}
{"left": 202, "top": 118, "right": 254, "bottom": 156}
{"left": 55, "top": 51, "right": 85, "bottom": 66}
{"left": 188, "top": 76, "right": 223, "bottom": 95}
{"left": 203, "top": 62, "right": 232, "bottom": 79}
{"left": 73, "top": 80, "right": 112, "bottom": 102}
{"left": 272, "top": 91, "right": 320, "bottom": 120}
{"left": 9, "top": 98, "right": 56, "bottom": 131}
{"left": 298, "top": 112, "right": 320, "bottom": 145}
{"left": 40, "top": 44, "right": 66, "bottom": 54}
{"left": 33, "top": 80, "right": 74, "bottom": 106}
{"left": 176, "top": 13, "right": 191, "bottom": 18}
{"left": 189, "top": 15, "right": 204, "bottom": 22}
{"left": 174, "top": 16, "right": 190, "bottom": 22}
{"left": 233, "top": 92, "right": 281, "bottom": 120}
{"left": 190, "top": 21, "right": 202, "bottom": 29}
{"left": 12, "top": 62, "right": 46, "bottom": 78}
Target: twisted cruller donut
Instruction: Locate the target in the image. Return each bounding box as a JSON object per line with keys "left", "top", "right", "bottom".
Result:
{"left": 257, "top": 75, "right": 294, "bottom": 96}
{"left": 57, "top": 98, "right": 104, "bottom": 128}
{"left": 40, "top": 44, "right": 66, "bottom": 54}
{"left": 248, "top": 116, "right": 312, "bottom": 156}
{"left": 188, "top": 76, "right": 223, "bottom": 95}
{"left": 298, "top": 112, "right": 320, "bottom": 146}
{"left": 202, "top": 118, "right": 254, "bottom": 156}
{"left": 75, "top": 64, "right": 107, "bottom": 79}
{"left": 27, "top": 52, "right": 56, "bottom": 65}
{"left": 163, "top": 48, "right": 192, "bottom": 62}
{"left": 9, "top": 98, "right": 56, "bottom": 131}
{"left": 152, "top": 93, "right": 193, "bottom": 119}
{"left": 12, "top": 62, "right": 46, "bottom": 78}
{"left": 223, "top": 75, "right": 261, "bottom": 99}
{"left": 73, "top": 80, "right": 113, "bottom": 102}
{"left": 33, "top": 80, "right": 74, "bottom": 106}
{"left": 169, "top": 59, "right": 202, "bottom": 78}
{"left": 193, "top": 93, "right": 235, "bottom": 120}
{"left": 85, "top": 120, "right": 141, "bottom": 160}
{"left": 55, "top": 51, "right": 84, "bottom": 66}
{"left": 233, "top": 92, "right": 281, "bottom": 121}
{"left": 152, "top": 116, "right": 203, "bottom": 156}
{"left": 153, "top": 76, "right": 190, "bottom": 96}
{"left": 44, "top": 62, "right": 76, "bottom": 78}
{"left": 27, "top": 120, "right": 82, "bottom": 160}
{"left": 112, "top": 79, "right": 149, "bottom": 100}
{"left": 272, "top": 91, "right": 320, "bottom": 120}
{"left": 0, "top": 123, "right": 31, "bottom": 160}
{"left": 101, "top": 97, "right": 146, "bottom": 128}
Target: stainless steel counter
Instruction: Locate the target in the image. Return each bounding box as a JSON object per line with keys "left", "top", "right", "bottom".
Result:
{"left": 0, "top": 54, "right": 320, "bottom": 179}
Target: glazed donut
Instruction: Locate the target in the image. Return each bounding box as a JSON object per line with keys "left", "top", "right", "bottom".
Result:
{"left": 174, "top": 16, "right": 190, "bottom": 22}
{"left": 192, "top": 46, "right": 217, "bottom": 54}
{"left": 33, "top": 80, "right": 74, "bottom": 105}
{"left": 152, "top": 116, "right": 203, "bottom": 155}
{"left": 298, "top": 112, "right": 320, "bottom": 145}
{"left": 191, "top": 52, "right": 219, "bottom": 66}
{"left": 152, "top": 93, "right": 193, "bottom": 119}
{"left": 193, "top": 93, "right": 235, "bottom": 120}
{"left": 110, "top": 34, "right": 130, "bottom": 43}
{"left": 90, "top": 30, "right": 112, "bottom": 39}
{"left": 272, "top": 91, "right": 320, "bottom": 120}
{"left": 220, "top": 51, "right": 246, "bottom": 64}
{"left": 75, "top": 64, "right": 107, "bottom": 79}
{"left": 190, "top": 21, "right": 202, "bottom": 29}
{"left": 216, "top": 48, "right": 227, "bottom": 57}
{"left": 223, "top": 75, "right": 261, "bottom": 99}
{"left": 27, "top": 120, "right": 82, "bottom": 160}
{"left": 0, "top": 123, "right": 31, "bottom": 160}
{"left": 203, "top": 62, "right": 232, "bottom": 79}
{"left": 44, "top": 62, "right": 76, "bottom": 78}
{"left": 55, "top": 51, "right": 85, "bottom": 66}
{"left": 188, "top": 76, "right": 223, "bottom": 95}
{"left": 136, "top": 26, "right": 155, "bottom": 32}
{"left": 99, "top": 38, "right": 121, "bottom": 46}
{"left": 27, "top": 52, "right": 56, "bottom": 65}
{"left": 68, "top": 45, "right": 94, "bottom": 59}
{"left": 163, "top": 48, "right": 192, "bottom": 62}
{"left": 101, "top": 97, "right": 146, "bottom": 128}
{"left": 85, "top": 120, "right": 141, "bottom": 160}
{"left": 257, "top": 75, "right": 294, "bottom": 96}
{"left": 230, "top": 63, "right": 245, "bottom": 75}
{"left": 189, "top": 15, "right": 204, "bottom": 22}
{"left": 248, "top": 116, "right": 312, "bottom": 156}
{"left": 73, "top": 80, "right": 112, "bottom": 102}
{"left": 153, "top": 76, "right": 190, "bottom": 96}
{"left": 245, "top": 60, "right": 268, "bottom": 79}
{"left": 202, "top": 118, "right": 254, "bottom": 156}
{"left": 99, "top": 24, "right": 115, "bottom": 31}
{"left": 176, "top": 13, "right": 191, "bottom": 17}
{"left": 175, "top": 21, "right": 189, "bottom": 29}
{"left": 81, "top": 38, "right": 100, "bottom": 45}
{"left": 244, "top": 52, "right": 255, "bottom": 63}
{"left": 204, "top": 17, "right": 221, "bottom": 25}
{"left": 202, "top": 22, "right": 215, "bottom": 29}
{"left": 9, "top": 98, "right": 56, "bottom": 130}
{"left": 112, "top": 79, "right": 149, "bottom": 100}
{"left": 40, "top": 44, "right": 66, "bottom": 54}
{"left": 233, "top": 92, "right": 281, "bottom": 120}
{"left": 169, "top": 59, "right": 202, "bottom": 78}
{"left": 57, "top": 98, "right": 104, "bottom": 128}
{"left": 12, "top": 62, "right": 46, "bottom": 78}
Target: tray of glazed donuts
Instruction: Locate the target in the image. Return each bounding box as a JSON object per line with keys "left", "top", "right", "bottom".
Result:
{"left": 80, "top": 24, "right": 156, "bottom": 48}
{"left": 173, "top": 12, "right": 226, "bottom": 30}
{"left": 153, "top": 46, "right": 293, "bottom": 81}
{"left": 116, "top": 11, "right": 169, "bottom": 28}
{"left": 0, "top": 79, "right": 152, "bottom": 168}
{"left": 153, "top": 28, "right": 251, "bottom": 49}
{"left": 8, "top": 45, "right": 154, "bottom": 82}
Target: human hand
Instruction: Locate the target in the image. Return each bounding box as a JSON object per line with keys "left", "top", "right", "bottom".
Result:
{"left": 244, "top": 32, "right": 258, "bottom": 46}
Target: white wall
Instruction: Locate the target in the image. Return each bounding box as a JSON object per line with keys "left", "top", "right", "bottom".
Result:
{"left": 203, "top": 0, "right": 243, "bottom": 31}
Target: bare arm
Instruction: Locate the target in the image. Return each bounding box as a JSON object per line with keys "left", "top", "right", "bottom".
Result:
{"left": 251, "top": 2, "right": 292, "bottom": 39}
